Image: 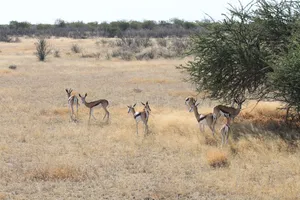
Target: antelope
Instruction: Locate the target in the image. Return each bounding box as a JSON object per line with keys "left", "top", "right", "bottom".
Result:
{"left": 141, "top": 101, "right": 151, "bottom": 122}
{"left": 127, "top": 101, "right": 151, "bottom": 135}
{"left": 78, "top": 93, "right": 109, "bottom": 122}
{"left": 219, "top": 117, "right": 231, "bottom": 146}
{"left": 185, "top": 97, "right": 214, "bottom": 134}
{"left": 212, "top": 96, "right": 246, "bottom": 134}
{"left": 65, "top": 88, "right": 79, "bottom": 121}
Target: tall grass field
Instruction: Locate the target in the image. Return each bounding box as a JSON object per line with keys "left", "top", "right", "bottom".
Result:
{"left": 0, "top": 38, "right": 299, "bottom": 199}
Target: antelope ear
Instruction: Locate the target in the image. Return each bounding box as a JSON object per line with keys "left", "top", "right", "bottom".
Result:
{"left": 185, "top": 97, "right": 189, "bottom": 101}
{"left": 195, "top": 103, "right": 199, "bottom": 107}
{"left": 79, "top": 94, "right": 82, "bottom": 97}
{"left": 141, "top": 102, "right": 145, "bottom": 106}
{"left": 133, "top": 103, "right": 136, "bottom": 107}
{"left": 65, "top": 89, "right": 68, "bottom": 93}
{"left": 127, "top": 106, "right": 130, "bottom": 108}
{"left": 85, "top": 93, "right": 87, "bottom": 97}
{"left": 146, "top": 101, "right": 148, "bottom": 104}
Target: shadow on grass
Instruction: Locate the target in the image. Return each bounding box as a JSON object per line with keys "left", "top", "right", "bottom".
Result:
{"left": 229, "top": 120, "right": 300, "bottom": 152}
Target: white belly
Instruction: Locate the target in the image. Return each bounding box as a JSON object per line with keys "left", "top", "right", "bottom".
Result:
{"left": 134, "top": 112, "right": 142, "bottom": 122}
{"left": 199, "top": 114, "right": 208, "bottom": 125}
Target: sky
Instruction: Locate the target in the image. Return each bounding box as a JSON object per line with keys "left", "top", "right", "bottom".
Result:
{"left": 1, "top": 0, "right": 253, "bottom": 24}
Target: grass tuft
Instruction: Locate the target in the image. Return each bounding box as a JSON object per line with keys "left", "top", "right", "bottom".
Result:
{"left": 53, "top": 107, "right": 70, "bottom": 116}
{"left": 26, "top": 165, "right": 87, "bottom": 182}
{"left": 0, "top": 193, "right": 6, "bottom": 200}
{"left": 206, "top": 149, "right": 229, "bottom": 168}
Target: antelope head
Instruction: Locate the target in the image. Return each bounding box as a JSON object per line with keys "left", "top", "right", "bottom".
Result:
{"left": 65, "top": 88, "right": 73, "bottom": 97}
{"left": 234, "top": 95, "right": 246, "bottom": 108}
{"left": 78, "top": 93, "right": 87, "bottom": 104}
{"left": 127, "top": 103, "right": 136, "bottom": 113}
{"left": 141, "top": 101, "right": 151, "bottom": 112}
{"left": 185, "top": 97, "right": 197, "bottom": 112}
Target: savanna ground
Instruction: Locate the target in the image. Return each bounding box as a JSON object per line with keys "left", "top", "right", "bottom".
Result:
{"left": 0, "top": 38, "right": 299, "bottom": 200}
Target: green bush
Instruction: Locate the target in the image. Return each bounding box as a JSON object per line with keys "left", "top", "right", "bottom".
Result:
{"left": 270, "top": 38, "right": 300, "bottom": 121}
{"left": 35, "top": 38, "right": 51, "bottom": 61}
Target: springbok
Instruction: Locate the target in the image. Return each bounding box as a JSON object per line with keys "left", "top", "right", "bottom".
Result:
{"left": 212, "top": 96, "right": 246, "bottom": 134}
{"left": 65, "top": 88, "right": 79, "bottom": 121}
{"left": 141, "top": 101, "right": 151, "bottom": 122}
{"left": 78, "top": 93, "right": 109, "bottom": 122}
{"left": 219, "top": 117, "right": 231, "bottom": 146}
{"left": 185, "top": 97, "right": 214, "bottom": 134}
{"left": 127, "top": 102, "right": 151, "bottom": 135}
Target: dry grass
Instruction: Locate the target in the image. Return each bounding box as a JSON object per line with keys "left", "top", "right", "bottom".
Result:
{"left": 53, "top": 107, "right": 70, "bottom": 116}
{"left": 0, "top": 69, "right": 12, "bottom": 75}
{"left": 128, "top": 78, "right": 176, "bottom": 84}
{"left": 26, "top": 164, "right": 87, "bottom": 181}
{"left": 0, "top": 193, "right": 6, "bottom": 200}
{"left": 168, "top": 90, "right": 198, "bottom": 98}
{"left": 206, "top": 148, "right": 229, "bottom": 168}
{"left": 0, "top": 37, "right": 299, "bottom": 200}
{"left": 240, "top": 101, "right": 286, "bottom": 124}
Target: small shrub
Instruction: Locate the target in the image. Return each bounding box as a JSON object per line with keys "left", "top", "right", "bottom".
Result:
{"left": 111, "top": 50, "right": 120, "bottom": 58}
{"left": 135, "top": 36, "right": 152, "bottom": 48}
{"left": 81, "top": 52, "right": 101, "bottom": 59}
{"left": 95, "top": 40, "right": 101, "bottom": 46}
{"left": 8, "top": 65, "right": 17, "bottom": 70}
{"left": 112, "top": 48, "right": 136, "bottom": 60}
{"left": 118, "top": 36, "right": 152, "bottom": 49}
{"left": 14, "top": 37, "right": 21, "bottom": 43}
{"left": 94, "top": 52, "right": 101, "bottom": 59}
{"left": 157, "top": 38, "right": 168, "bottom": 47}
{"left": 35, "top": 38, "right": 51, "bottom": 61}
{"left": 101, "top": 39, "right": 108, "bottom": 45}
{"left": 118, "top": 37, "right": 134, "bottom": 47}
{"left": 0, "top": 34, "right": 12, "bottom": 42}
{"left": 120, "top": 51, "right": 134, "bottom": 61}
{"left": 206, "top": 149, "right": 229, "bottom": 168}
{"left": 135, "top": 53, "right": 145, "bottom": 60}
{"left": 170, "top": 37, "right": 191, "bottom": 56}
{"left": 81, "top": 53, "right": 93, "bottom": 58}
{"left": 157, "top": 47, "right": 175, "bottom": 59}
{"left": 54, "top": 50, "right": 60, "bottom": 57}
{"left": 135, "top": 48, "right": 157, "bottom": 60}
{"left": 71, "top": 44, "right": 81, "bottom": 53}
{"left": 105, "top": 52, "right": 111, "bottom": 60}
{"left": 108, "top": 40, "right": 116, "bottom": 47}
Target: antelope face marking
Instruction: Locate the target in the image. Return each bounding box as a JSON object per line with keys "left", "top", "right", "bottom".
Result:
{"left": 185, "top": 97, "right": 197, "bottom": 112}
{"left": 78, "top": 93, "right": 87, "bottom": 104}
{"left": 127, "top": 103, "right": 136, "bottom": 113}
{"left": 65, "top": 88, "right": 73, "bottom": 98}
{"left": 142, "top": 101, "right": 151, "bottom": 112}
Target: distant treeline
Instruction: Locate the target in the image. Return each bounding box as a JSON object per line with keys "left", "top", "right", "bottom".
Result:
{"left": 0, "top": 18, "right": 214, "bottom": 39}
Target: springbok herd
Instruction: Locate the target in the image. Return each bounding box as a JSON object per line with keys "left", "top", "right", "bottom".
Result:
{"left": 66, "top": 88, "right": 246, "bottom": 146}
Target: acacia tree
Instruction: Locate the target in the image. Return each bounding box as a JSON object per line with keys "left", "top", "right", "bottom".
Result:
{"left": 182, "top": 0, "right": 300, "bottom": 109}
{"left": 254, "top": 0, "right": 300, "bottom": 56}
{"left": 183, "top": 2, "right": 272, "bottom": 103}
{"left": 270, "top": 35, "right": 300, "bottom": 122}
